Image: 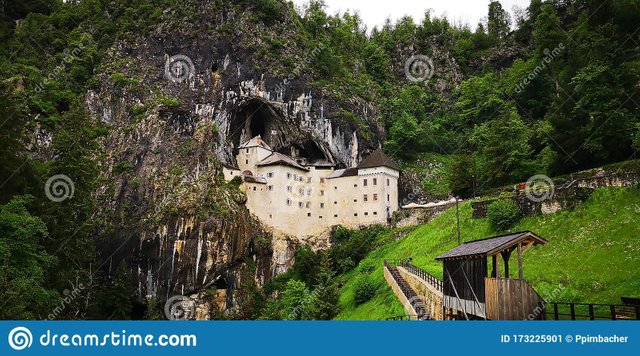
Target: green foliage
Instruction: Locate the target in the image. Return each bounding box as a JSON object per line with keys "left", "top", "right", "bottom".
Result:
{"left": 0, "top": 196, "right": 57, "bottom": 319}
{"left": 487, "top": 199, "right": 522, "bottom": 232}
{"left": 353, "top": 277, "right": 377, "bottom": 305}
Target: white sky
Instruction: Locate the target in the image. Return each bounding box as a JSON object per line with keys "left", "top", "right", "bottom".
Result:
{"left": 291, "top": 0, "right": 531, "bottom": 32}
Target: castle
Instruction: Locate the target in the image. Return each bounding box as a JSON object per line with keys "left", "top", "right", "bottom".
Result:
{"left": 223, "top": 136, "right": 400, "bottom": 237}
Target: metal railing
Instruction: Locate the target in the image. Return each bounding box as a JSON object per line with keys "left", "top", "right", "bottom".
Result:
{"left": 384, "top": 260, "right": 430, "bottom": 320}
{"left": 547, "top": 302, "right": 640, "bottom": 320}
{"left": 386, "top": 259, "right": 443, "bottom": 292}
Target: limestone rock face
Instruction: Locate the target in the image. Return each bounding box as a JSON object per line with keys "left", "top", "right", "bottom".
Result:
{"left": 85, "top": 1, "right": 384, "bottom": 315}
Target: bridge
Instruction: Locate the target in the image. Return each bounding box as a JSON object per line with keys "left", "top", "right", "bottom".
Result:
{"left": 384, "top": 231, "right": 640, "bottom": 321}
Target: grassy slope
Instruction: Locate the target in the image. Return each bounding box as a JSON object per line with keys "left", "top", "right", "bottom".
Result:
{"left": 336, "top": 187, "right": 640, "bottom": 320}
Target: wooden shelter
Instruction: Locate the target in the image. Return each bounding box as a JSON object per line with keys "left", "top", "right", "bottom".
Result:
{"left": 436, "top": 231, "right": 548, "bottom": 320}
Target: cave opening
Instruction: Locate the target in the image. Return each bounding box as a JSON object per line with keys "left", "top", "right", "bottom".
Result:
{"left": 228, "top": 99, "right": 334, "bottom": 165}
{"left": 229, "top": 99, "right": 281, "bottom": 154}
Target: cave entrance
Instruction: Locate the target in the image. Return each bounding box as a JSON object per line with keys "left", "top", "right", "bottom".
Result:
{"left": 229, "top": 99, "right": 281, "bottom": 154}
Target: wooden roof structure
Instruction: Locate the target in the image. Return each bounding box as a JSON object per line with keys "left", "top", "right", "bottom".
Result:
{"left": 436, "top": 231, "right": 547, "bottom": 261}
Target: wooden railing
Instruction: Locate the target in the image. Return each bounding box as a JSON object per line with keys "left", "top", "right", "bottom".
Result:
{"left": 386, "top": 315, "right": 421, "bottom": 321}
{"left": 386, "top": 259, "right": 443, "bottom": 292}
{"left": 547, "top": 302, "right": 640, "bottom": 320}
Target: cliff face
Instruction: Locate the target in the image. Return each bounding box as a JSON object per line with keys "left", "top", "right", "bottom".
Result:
{"left": 85, "top": 1, "right": 384, "bottom": 315}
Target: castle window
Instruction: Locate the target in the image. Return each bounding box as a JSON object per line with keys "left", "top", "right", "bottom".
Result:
{"left": 298, "top": 202, "right": 304, "bottom": 208}
{"left": 373, "top": 211, "right": 378, "bottom": 216}
{"left": 354, "top": 184, "right": 357, "bottom": 187}
{"left": 307, "top": 177, "right": 312, "bottom": 183}
{"left": 293, "top": 174, "right": 297, "bottom": 181}
{"left": 354, "top": 199, "right": 357, "bottom": 203}
{"left": 253, "top": 186, "right": 257, "bottom": 191}
{"left": 373, "top": 194, "right": 378, "bottom": 201}
{"left": 387, "top": 179, "right": 390, "bottom": 186}
{"left": 287, "top": 173, "right": 292, "bottom": 179}
{"left": 286, "top": 199, "right": 292, "bottom": 206}
{"left": 320, "top": 190, "right": 325, "bottom": 196}
{"left": 320, "top": 178, "right": 325, "bottom": 183}
{"left": 268, "top": 185, "right": 273, "bottom": 191}
{"left": 364, "top": 194, "right": 368, "bottom": 202}
{"left": 320, "top": 203, "right": 325, "bottom": 208}
{"left": 299, "top": 176, "right": 304, "bottom": 182}
{"left": 307, "top": 189, "right": 312, "bottom": 196}
{"left": 267, "top": 172, "right": 274, "bottom": 178}
{"left": 334, "top": 201, "right": 337, "bottom": 205}
{"left": 334, "top": 186, "right": 337, "bottom": 190}
{"left": 319, "top": 216, "right": 323, "bottom": 219}
{"left": 387, "top": 194, "right": 390, "bottom": 202}
{"left": 365, "top": 212, "right": 369, "bottom": 216}
{"left": 373, "top": 178, "right": 377, "bottom": 186}
{"left": 299, "top": 188, "right": 304, "bottom": 195}
{"left": 308, "top": 213, "right": 311, "bottom": 217}
{"left": 354, "top": 213, "right": 358, "bottom": 217}
{"left": 246, "top": 160, "right": 248, "bottom": 164}
{"left": 287, "top": 186, "right": 292, "bottom": 192}
{"left": 363, "top": 179, "right": 368, "bottom": 186}
{"left": 246, "top": 148, "right": 249, "bottom": 154}
{"left": 334, "top": 214, "right": 338, "bottom": 218}
{"left": 306, "top": 202, "right": 311, "bottom": 208}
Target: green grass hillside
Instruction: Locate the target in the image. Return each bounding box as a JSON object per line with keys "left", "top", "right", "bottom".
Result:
{"left": 336, "top": 187, "right": 640, "bottom": 320}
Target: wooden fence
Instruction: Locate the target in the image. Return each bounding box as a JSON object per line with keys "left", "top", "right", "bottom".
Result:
{"left": 485, "top": 278, "right": 545, "bottom": 320}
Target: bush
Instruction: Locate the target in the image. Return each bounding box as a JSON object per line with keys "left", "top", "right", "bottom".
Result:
{"left": 353, "top": 277, "right": 377, "bottom": 305}
{"left": 487, "top": 199, "right": 522, "bottom": 231}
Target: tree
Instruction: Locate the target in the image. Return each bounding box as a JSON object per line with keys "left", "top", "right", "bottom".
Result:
{"left": 0, "top": 196, "right": 58, "bottom": 319}
{"left": 487, "top": 1, "right": 511, "bottom": 40}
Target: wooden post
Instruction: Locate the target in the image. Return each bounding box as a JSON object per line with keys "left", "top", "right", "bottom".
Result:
{"left": 495, "top": 254, "right": 500, "bottom": 278}
{"left": 491, "top": 255, "right": 497, "bottom": 278}
{"left": 517, "top": 243, "right": 523, "bottom": 279}
{"left": 501, "top": 249, "right": 512, "bottom": 278}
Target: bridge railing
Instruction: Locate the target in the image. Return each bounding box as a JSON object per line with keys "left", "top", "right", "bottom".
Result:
{"left": 546, "top": 302, "right": 640, "bottom": 320}
{"left": 386, "top": 259, "right": 443, "bottom": 292}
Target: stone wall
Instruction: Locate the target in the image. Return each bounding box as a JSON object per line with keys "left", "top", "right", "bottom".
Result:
{"left": 383, "top": 266, "right": 417, "bottom": 318}
{"left": 397, "top": 267, "right": 443, "bottom": 321}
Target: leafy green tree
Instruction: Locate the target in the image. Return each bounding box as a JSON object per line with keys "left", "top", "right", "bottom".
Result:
{"left": 487, "top": 199, "right": 522, "bottom": 232}
{"left": 0, "top": 196, "right": 58, "bottom": 319}
{"left": 487, "top": 1, "right": 511, "bottom": 40}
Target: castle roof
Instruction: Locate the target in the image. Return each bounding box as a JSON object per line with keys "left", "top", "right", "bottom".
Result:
{"left": 357, "top": 149, "right": 400, "bottom": 171}
{"left": 327, "top": 167, "right": 358, "bottom": 179}
{"left": 239, "top": 136, "right": 272, "bottom": 151}
{"left": 257, "top": 152, "right": 308, "bottom": 171}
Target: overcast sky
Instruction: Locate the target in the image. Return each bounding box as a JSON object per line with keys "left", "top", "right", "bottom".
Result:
{"left": 291, "top": 0, "right": 532, "bottom": 32}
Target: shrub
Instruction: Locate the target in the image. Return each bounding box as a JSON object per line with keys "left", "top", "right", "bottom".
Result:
{"left": 487, "top": 199, "right": 522, "bottom": 231}
{"left": 353, "top": 277, "right": 376, "bottom": 305}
